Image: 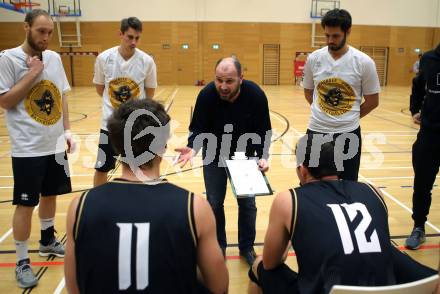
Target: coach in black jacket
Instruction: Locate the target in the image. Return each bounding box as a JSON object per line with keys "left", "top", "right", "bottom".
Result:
{"left": 406, "top": 43, "right": 440, "bottom": 249}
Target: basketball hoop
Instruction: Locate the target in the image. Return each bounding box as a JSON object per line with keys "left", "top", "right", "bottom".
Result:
{"left": 12, "top": 1, "right": 40, "bottom": 11}
{"left": 58, "top": 5, "right": 69, "bottom": 16}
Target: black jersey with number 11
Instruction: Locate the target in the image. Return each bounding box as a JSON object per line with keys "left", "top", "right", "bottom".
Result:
{"left": 74, "top": 179, "right": 199, "bottom": 293}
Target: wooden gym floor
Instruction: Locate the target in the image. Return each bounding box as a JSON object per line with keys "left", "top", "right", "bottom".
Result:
{"left": 0, "top": 85, "right": 439, "bottom": 293}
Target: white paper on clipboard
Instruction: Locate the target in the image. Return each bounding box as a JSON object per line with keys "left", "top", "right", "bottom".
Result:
{"left": 225, "top": 159, "right": 270, "bottom": 196}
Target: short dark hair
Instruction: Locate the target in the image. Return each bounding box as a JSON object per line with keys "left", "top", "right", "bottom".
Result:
{"left": 215, "top": 56, "right": 242, "bottom": 76}
{"left": 296, "top": 134, "right": 339, "bottom": 179}
{"left": 321, "top": 8, "right": 352, "bottom": 33}
{"left": 24, "top": 9, "right": 51, "bottom": 26}
{"left": 107, "top": 99, "right": 170, "bottom": 169}
{"left": 120, "top": 17, "right": 142, "bottom": 33}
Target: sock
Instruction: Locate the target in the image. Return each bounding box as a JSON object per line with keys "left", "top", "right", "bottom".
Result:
{"left": 40, "top": 217, "right": 54, "bottom": 230}
{"left": 15, "top": 240, "right": 29, "bottom": 263}
{"left": 40, "top": 221, "right": 55, "bottom": 246}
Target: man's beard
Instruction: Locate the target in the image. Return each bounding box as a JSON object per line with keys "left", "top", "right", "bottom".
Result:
{"left": 27, "top": 31, "right": 46, "bottom": 53}
{"left": 328, "top": 33, "right": 347, "bottom": 52}
{"left": 217, "top": 85, "right": 240, "bottom": 102}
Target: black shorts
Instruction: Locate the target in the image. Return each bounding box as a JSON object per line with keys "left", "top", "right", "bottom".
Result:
{"left": 12, "top": 152, "right": 72, "bottom": 206}
{"left": 248, "top": 261, "right": 299, "bottom": 294}
{"left": 95, "top": 129, "right": 117, "bottom": 172}
{"left": 306, "top": 126, "right": 362, "bottom": 181}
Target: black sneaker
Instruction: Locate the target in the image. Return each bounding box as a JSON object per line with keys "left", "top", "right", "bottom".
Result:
{"left": 405, "top": 227, "right": 426, "bottom": 250}
{"left": 240, "top": 248, "right": 257, "bottom": 266}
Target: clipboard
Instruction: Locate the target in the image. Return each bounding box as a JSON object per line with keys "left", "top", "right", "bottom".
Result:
{"left": 222, "top": 154, "right": 273, "bottom": 198}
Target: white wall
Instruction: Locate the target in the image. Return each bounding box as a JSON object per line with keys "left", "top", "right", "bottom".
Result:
{"left": 343, "top": 0, "right": 440, "bottom": 27}
{"left": 437, "top": 0, "right": 440, "bottom": 27}
{"left": 1, "top": 0, "right": 439, "bottom": 27}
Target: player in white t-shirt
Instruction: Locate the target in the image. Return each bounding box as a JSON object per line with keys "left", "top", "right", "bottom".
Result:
{"left": 301, "top": 8, "right": 380, "bottom": 181}
{"left": 93, "top": 16, "right": 157, "bottom": 187}
{"left": 0, "top": 10, "right": 75, "bottom": 289}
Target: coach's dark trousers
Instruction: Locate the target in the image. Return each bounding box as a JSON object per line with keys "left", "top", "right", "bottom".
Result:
{"left": 203, "top": 162, "right": 257, "bottom": 252}
{"left": 411, "top": 128, "right": 440, "bottom": 228}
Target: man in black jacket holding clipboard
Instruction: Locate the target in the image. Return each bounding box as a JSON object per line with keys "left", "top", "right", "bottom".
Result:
{"left": 176, "top": 56, "right": 272, "bottom": 266}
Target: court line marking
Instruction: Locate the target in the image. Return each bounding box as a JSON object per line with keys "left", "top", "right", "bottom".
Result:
{"left": 153, "top": 88, "right": 166, "bottom": 99}
{"left": 0, "top": 184, "right": 93, "bottom": 189}
{"left": 0, "top": 174, "right": 120, "bottom": 178}
{"left": 355, "top": 176, "right": 440, "bottom": 180}
{"left": 164, "top": 87, "right": 179, "bottom": 112}
{"left": 378, "top": 108, "right": 411, "bottom": 118}
{"left": 270, "top": 111, "right": 302, "bottom": 136}
{"left": 370, "top": 113, "right": 419, "bottom": 131}
{"left": 363, "top": 130, "right": 418, "bottom": 133}
{"left": 271, "top": 111, "right": 417, "bottom": 141}
{"left": 0, "top": 228, "right": 12, "bottom": 244}
{"left": 0, "top": 244, "right": 438, "bottom": 266}
{"left": 278, "top": 244, "right": 440, "bottom": 259}
{"left": 0, "top": 166, "right": 421, "bottom": 179}
{"left": 372, "top": 134, "right": 416, "bottom": 137}
{"left": 360, "top": 166, "right": 412, "bottom": 170}
{"left": 54, "top": 277, "right": 65, "bottom": 294}
{"left": 359, "top": 174, "right": 440, "bottom": 233}
{"left": 0, "top": 206, "right": 38, "bottom": 244}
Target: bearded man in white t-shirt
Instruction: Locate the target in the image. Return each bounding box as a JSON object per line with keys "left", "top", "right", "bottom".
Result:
{"left": 0, "top": 9, "right": 75, "bottom": 289}
{"left": 93, "top": 17, "right": 157, "bottom": 187}
{"left": 301, "top": 8, "right": 380, "bottom": 181}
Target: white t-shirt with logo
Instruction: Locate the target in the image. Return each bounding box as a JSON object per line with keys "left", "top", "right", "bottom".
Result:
{"left": 0, "top": 47, "right": 70, "bottom": 157}
{"left": 301, "top": 46, "right": 380, "bottom": 133}
{"left": 93, "top": 47, "right": 157, "bottom": 131}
